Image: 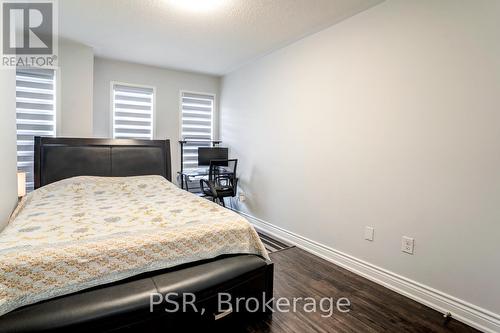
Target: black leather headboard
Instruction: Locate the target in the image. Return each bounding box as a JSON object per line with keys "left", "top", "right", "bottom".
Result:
{"left": 34, "top": 137, "right": 172, "bottom": 189}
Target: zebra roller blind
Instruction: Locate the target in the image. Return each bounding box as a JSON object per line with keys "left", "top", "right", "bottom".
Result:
{"left": 181, "top": 92, "right": 215, "bottom": 170}
{"left": 112, "top": 83, "right": 154, "bottom": 139}
{"left": 16, "top": 68, "right": 56, "bottom": 192}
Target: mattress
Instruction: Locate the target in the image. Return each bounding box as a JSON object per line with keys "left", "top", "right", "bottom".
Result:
{"left": 0, "top": 175, "right": 268, "bottom": 317}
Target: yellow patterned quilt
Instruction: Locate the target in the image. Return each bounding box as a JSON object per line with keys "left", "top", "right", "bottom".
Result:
{"left": 0, "top": 175, "right": 268, "bottom": 316}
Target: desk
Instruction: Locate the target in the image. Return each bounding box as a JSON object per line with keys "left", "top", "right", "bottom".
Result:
{"left": 178, "top": 168, "right": 234, "bottom": 192}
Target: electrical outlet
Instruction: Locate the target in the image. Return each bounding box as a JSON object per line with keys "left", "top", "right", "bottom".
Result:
{"left": 238, "top": 192, "right": 246, "bottom": 202}
{"left": 364, "top": 226, "right": 374, "bottom": 241}
{"left": 401, "top": 236, "right": 414, "bottom": 254}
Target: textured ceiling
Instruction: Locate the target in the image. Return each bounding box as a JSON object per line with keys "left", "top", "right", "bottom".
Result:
{"left": 59, "top": 0, "right": 384, "bottom": 75}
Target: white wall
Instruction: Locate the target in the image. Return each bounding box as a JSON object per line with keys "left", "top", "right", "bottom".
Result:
{"left": 93, "top": 57, "right": 220, "bottom": 178}
{"left": 58, "top": 39, "right": 94, "bottom": 137}
{"left": 221, "top": 0, "right": 500, "bottom": 319}
{"left": 0, "top": 69, "right": 19, "bottom": 231}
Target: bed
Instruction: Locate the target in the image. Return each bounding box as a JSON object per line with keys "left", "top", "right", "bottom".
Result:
{"left": 0, "top": 137, "right": 273, "bottom": 332}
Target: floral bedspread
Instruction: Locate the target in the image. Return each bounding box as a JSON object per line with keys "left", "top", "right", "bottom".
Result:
{"left": 0, "top": 175, "right": 268, "bottom": 316}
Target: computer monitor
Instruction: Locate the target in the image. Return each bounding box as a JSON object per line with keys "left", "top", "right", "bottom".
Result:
{"left": 198, "top": 147, "right": 229, "bottom": 166}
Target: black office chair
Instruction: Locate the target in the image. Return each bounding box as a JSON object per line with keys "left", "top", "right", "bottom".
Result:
{"left": 200, "top": 159, "right": 238, "bottom": 207}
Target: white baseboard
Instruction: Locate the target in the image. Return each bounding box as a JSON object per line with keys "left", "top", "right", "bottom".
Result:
{"left": 236, "top": 210, "right": 500, "bottom": 333}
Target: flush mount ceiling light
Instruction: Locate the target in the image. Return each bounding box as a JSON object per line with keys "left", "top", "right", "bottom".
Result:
{"left": 167, "top": 0, "right": 227, "bottom": 13}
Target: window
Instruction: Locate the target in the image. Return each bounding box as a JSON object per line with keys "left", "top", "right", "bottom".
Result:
{"left": 181, "top": 92, "right": 215, "bottom": 170}
{"left": 112, "top": 83, "right": 154, "bottom": 139}
{"left": 16, "top": 68, "right": 56, "bottom": 192}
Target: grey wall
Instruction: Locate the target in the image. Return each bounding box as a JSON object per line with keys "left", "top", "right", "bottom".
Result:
{"left": 220, "top": 0, "right": 500, "bottom": 316}
{"left": 93, "top": 57, "right": 221, "bottom": 177}
{"left": 58, "top": 39, "right": 94, "bottom": 137}
{"left": 0, "top": 69, "right": 19, "bottom": 231}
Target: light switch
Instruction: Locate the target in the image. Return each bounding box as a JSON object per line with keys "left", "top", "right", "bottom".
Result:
{"left": 364, "top": 226, "right": 374, "bottom": 241}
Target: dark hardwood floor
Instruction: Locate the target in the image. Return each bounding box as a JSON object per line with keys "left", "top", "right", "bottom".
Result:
{"left": 242, "top": 247, "right": 479, "bottom": 333}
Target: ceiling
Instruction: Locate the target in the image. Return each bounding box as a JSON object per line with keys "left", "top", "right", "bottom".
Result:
{"left": 59, "top": 0, "right": 384, "bottom": 75}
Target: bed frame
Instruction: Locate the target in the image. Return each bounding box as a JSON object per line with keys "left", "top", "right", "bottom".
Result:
{"left": 0, "top": 137, "right": 273, "bottom": 333}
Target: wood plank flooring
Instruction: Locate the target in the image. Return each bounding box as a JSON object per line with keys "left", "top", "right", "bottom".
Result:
{"left": 242, "top": 247, "right": 479, "bottom": 333}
